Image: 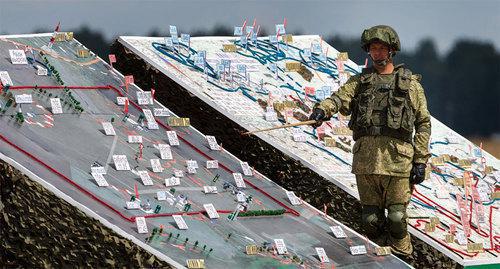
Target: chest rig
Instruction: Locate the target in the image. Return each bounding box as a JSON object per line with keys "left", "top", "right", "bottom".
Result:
{"left": 348, "top": 66, "right": 416, "bottom": 143}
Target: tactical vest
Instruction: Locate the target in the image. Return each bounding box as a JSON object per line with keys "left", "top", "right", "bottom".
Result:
{"left": 348, "top": 66, "right": 416, "bottom": 143}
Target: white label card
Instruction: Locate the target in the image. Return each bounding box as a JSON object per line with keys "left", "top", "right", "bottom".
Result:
{"left": 330, "top": 226, "right": 347, "bottom": 238}
{"left": 165, "top": 177, "right": 181, "bottom": 187}
{"left": 187, "top": 166, "right": 196, "bottom": 174}
{"left": 157, "top": 191, "right": 167, "bottom": 201}
{"left": 137, "top": 91, "right": 153, "bottom": 105}
{"left": 128, "top": 135, "right": 143, "bottom": 143}
{"left": 91, "top": 166, "right": 106, "bottom": 174}
{"left": 285, "top": 191, "right": 302, "bottom": 205}
{"left": 91, "top": 172, "right": 109, "bottom": 187}
{"left": 293, "top": 133, "right": 307, "bottom": 142}
{"left": 174, "top": 170, "right": 184, "bottom": 178}
{"left": 15, "top": 94, "right": 33, "bottom": 104}
{"left": 166, "top": 131, "right": 180, "bottom": 146}
{"left": 135, "top": 217, "right": 148, "bottom": 234}
{"left": 350, "top": 245, "right": 367, "bottom": 255}
{"left": 112, "top": 155, "right": 130, "bottom": 171}
{"left": 9, "top": 49, "right": 28, "bottom": 64}
{"left": 0, "top": 71, "right": 13, "bottom": 86}
{"left": 154, "top": 108, "right": 170, "bottom": 117}
{"left": 150, "top": 159, "right": 163, "bottom": 173}
{"left": 126, "top": 201, "right": 140, "bottom": 210}
{"left": 203, "top": 186, "right": 218, "bottom": 194}
{"left": 203, "top": 203, "right": 219, "bottom": 219}
{"left": 138, "top": 170, "right": 153, "bottom": 186}
{"left": 117, "top": 97, "right": 128, "bottom": 105}
{"left": 241, "top": 162, "right": 253, "bottom": 176}
{"left": 158, "top": 144, "right": 173, "bottom": 160}
{"left": 186, "top": 160, "right": 199, "bottom": 169}
{"left": 102, "top": 122, "right": 116, "bottom": 136}
{"left": 206, "top": 136, "right": 221, "bottom": 150}
{"left": 36, "top": 65, "right": 48, "bottom": 76}
{"left": 315, "top": 247, "right": 330, "bottom": 263}
{"left": 233, "top": 173, "right": 246, "bottom": 188}
{"left": 274, "top": 239, "right": 288, "bottom": 254}
{"left": 50, "top": 98, "right": 63, "bottom": 114}
{"left": 236, "top": 192, "right": 246, "bottom": 202}
{"left": 172, "top": 215, "right": 188, "bottom": 230}
{"left": 206, "top": 160, "right": 219, "bottom": 169}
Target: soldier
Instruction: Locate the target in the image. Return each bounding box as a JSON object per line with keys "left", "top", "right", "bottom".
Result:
{"left": 309, "top": 25, "right": 431, "bottom": 256}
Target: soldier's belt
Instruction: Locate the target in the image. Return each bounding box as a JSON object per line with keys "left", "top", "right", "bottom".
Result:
{"left": 353, "top": 126, "right": 413, "bottom": 143}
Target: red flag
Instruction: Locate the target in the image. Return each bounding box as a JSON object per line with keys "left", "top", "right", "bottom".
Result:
{"left": 134, "top": 183, "right": 139, "bottom": 199}
{"left": 124, "top": 75, "right": 134, "bottom": 92}
{"left": 151, "top": 88, "right": 155, "bottom": 100}
{"left": 124, "top": 99, "right": 129, "bottom": 114}
{"left": 48, "top": 22, "right": 61, "bottom": 48}
{"left": 109, "top": 54, "right": 116, "bottom": 63}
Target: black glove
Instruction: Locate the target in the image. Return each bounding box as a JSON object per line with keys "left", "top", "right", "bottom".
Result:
{"left": 410, "top": 163, "right": 427, "bottom": 185}
{"left": 309, "top": 108, "right": 326, "bottom": 128}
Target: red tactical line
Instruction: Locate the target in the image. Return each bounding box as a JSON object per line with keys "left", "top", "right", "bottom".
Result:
{"left": 2, "top": 84, "right": 299, "bottom": 222}
{"left": 107, "top": 84, "right": 301, "bottom": 217}
{"left": 412, "top": 220, "right": 478, "bottom": 258}
{"left": 414, "top": 190, "right": 492, "bottom": 239}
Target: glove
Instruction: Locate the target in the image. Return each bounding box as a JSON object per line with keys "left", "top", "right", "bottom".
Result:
{"left": 410, "top": 163, "right": 427, "bottom": 185}
{"left": 309, "top": 107, "right": 326, "bottom": 128}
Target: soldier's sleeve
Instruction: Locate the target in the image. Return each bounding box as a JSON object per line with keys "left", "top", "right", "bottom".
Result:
{"left": 411, "top": 77, "right": 432, "bottom": 164}
{"left": 316, "top": 76, "right": 359, "bottom": 118}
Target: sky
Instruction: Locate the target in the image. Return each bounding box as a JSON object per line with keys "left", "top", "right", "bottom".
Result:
{"left": 0, "top": 0, "right": 499, "bottom": 55}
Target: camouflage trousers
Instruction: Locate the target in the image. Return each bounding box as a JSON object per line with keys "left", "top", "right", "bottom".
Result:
{"left": 356, "top": 174, "right": 413, "bottom": 256}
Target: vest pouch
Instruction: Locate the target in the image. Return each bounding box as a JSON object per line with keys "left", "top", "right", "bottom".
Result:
{"left": 401, "top": 101, "right": 415, "bottom": 132}
{"left": 387, "top": 96, "right": 405, "bottom": 129}
{"left": 355, "top": 92, "right": 375, "bottom": 127}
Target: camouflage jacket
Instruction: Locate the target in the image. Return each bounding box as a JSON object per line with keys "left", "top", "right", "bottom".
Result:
{"left": 317, "top": 68, "right": 431, "bottom": 177}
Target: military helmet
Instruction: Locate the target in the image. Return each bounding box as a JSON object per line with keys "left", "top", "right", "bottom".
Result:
{"left": 361, "top": 25, "right": 400, "bottom": 52}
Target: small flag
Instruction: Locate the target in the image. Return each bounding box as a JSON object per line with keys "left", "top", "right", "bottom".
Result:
{"left": 124, "top": 99, "right": 129, "bottom": 114}
{"left": 134, "top": 183, "right": 139, "bottom": 199}
{"left": 47, "top": 22, "right": 61, "bottom": 48}
{"left": 109, "top": 54, "right": 116, "bottom": 68}
{"left": 151, "top": 88, "right": 155, "bottom": 100}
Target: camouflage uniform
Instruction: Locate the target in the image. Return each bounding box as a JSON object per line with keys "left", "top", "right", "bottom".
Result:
{"left": 316, "top": 65, "right": 431, "bottom": 255}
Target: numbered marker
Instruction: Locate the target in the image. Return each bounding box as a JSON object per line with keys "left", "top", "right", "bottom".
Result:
{"left": 173, "top": 215, "right": 188, "bottom": 230}
{"left": 137, "top": 91, "right": 153, "bottom": 105}
{"left": 117, "top": 96, "right": 128, "bottom": 105}
{"left": 126, "top": 201, "right": 140, "bottom": 210}
{"left": 203, "top": 203, "right": 219, "bottom": 219}
{"left": 240, "top": 162, "right": 253, "bottom": 176}
{"left": 206, "top": 160, "right": 219, "bottom": 169}
{"left": 350, "top": 245, "right": 367, "bottom": 255}
{"left": 9, "top": 49, "right": 28, "bottom": 64}
{"left": 14, "top": 94, "right": 33, "bottom": 104}
{"left": 135, "top": 217, "right": 148, "bottom": 234}
{"left": 166, "top": 131, "right": 180, "bottom": 146}
{"left": 203, "top": 186, "right": 218, "bottom": 194}
{"left": 174, "top": 170, "right": 184, "bottom": 178}
{"left": 206, "top": 136, "right": 220, "bottom": 150}
{"left": 157, "top": 191, "right": 167, "bottom": 201}
{"left": 286, "top": 191, "right": 302, "bottom": 205}
{"left": 0, "top": 71, "right": 13, "bottom": 86}
{"left": 158, "top": 144, "right": 173, "bottom": 160}
{"left": 99, "top": 122, "right": 115, "bottom": 136}
{"left": 330, "top": 226, "right": 347, "bottom": 238}
{"left": 91, "top": 172, "right": 109, "bottom": 187}
{"left": 165, "top": 177, "right": 181, "bottom": 187}
{"left": 50, "top": 98, "right": 63, "bottom": 114}
{"left": 150, "top": 159, "right": 163, "bottom": 173}
{"left": 274, "top": 239, "right": 288, "bottom": 254}
{"left": 233, "top": 173, "right": 246, "bottom": 188}
{"left": 91, "top": 166, "right": 106, "bottom": 174}
{"left": 138, "top": 170, "right": 153, "bottom": 186}
{"left": 128, "top": 135, "right": 143, "bottom": 143}
{"left": 315, "top": 247, "right": 330, "bottom": 263}
{"left": 112, "top": 155, "right": 130, "bottom": 171}
{"left": 154, "top": 108, "right": 170, "bottom": 117}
